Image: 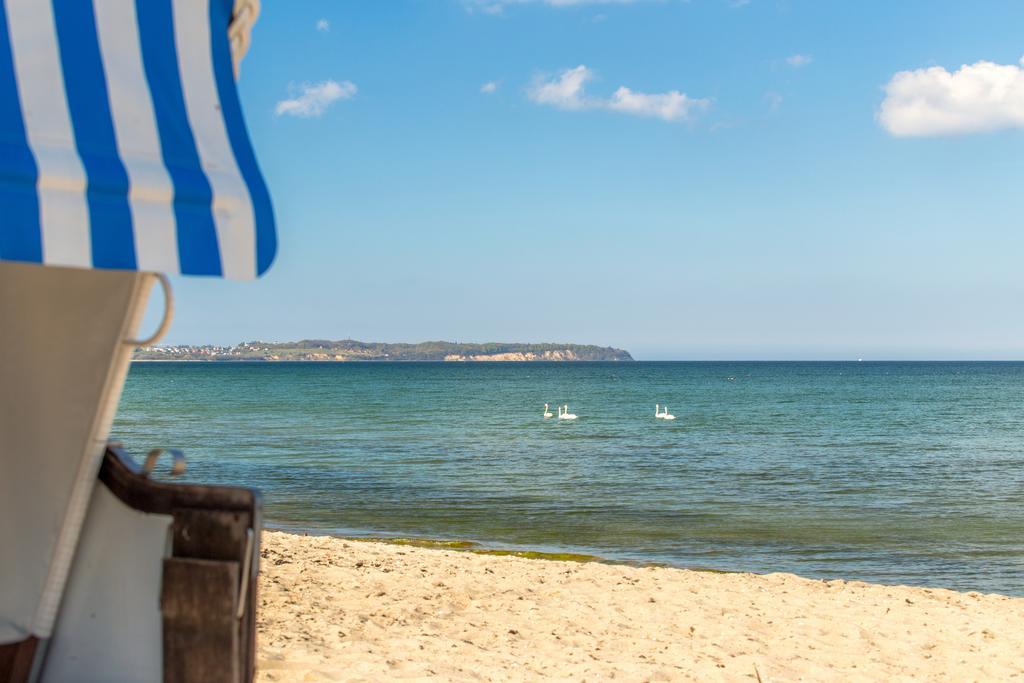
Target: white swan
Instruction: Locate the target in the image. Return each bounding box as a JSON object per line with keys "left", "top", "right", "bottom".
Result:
{"left": 655, "top": 404, "right": 665, "bottom": 419}
{"left": 543, "top": 403, "right": 553, "bottom": 418}
{"left": 661, "top": 406, "right": 676, "bottom": 420}
{"left": 558, "top": 404, "right": 577, "bottom": 420}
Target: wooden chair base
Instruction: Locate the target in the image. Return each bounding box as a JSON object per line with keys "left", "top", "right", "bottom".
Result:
{"left": 101, "top": 446, "right": 261, "bottom": 683}
{"left": 0, "top": 638, "right": 38, "bottom": 683}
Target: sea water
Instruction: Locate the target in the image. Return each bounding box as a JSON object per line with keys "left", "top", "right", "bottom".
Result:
{"left": 114, "top": 361, "right": 1024, "bottom": 595}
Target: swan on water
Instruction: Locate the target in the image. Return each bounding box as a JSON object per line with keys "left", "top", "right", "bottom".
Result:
{"left": 543, "top": 403, "right": 553, "bottom": 418}
{"left": 661, "top": 406, "right": 676, "bottom": 420}
{"left": 655, "top": 404, "right": 665, "bottom": 419}
{"left": 558, "top": 404, "right": 578, "bottom": 420}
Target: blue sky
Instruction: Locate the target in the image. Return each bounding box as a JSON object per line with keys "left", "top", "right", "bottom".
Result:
{"left": 155, "top": 0, "right": 1024, "bottom": 359}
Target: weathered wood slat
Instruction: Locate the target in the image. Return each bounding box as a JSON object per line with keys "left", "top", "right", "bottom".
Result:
{"left": 173, "top": 509, "right": 250, "bottom": 563}
{"left": 161, "top": 558, "right": 240, "bottom": 683}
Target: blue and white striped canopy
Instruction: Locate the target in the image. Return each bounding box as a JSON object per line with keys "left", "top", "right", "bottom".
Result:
{"left": 0, "top": 0, "right": 274, "bottom": 279}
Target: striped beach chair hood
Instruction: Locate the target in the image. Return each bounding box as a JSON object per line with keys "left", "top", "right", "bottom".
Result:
{"left": 0, "top": 0, "right": 275, "bottom": 280}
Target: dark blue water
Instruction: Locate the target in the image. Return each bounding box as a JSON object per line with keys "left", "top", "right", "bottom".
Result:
{"left": 114, "top": 361, "right": 1024, "bottom": 594}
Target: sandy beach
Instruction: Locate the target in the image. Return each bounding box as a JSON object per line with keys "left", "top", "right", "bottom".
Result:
{"left": 256, "top": 531, "right": 1024, "bottom": 682}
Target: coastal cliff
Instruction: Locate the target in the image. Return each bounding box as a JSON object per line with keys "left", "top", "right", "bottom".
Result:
{"left": 444, "top": 349, "right": 598, "bottom": 362}
{"left": 134, "top": 340, "right": 633, "bottom": 362}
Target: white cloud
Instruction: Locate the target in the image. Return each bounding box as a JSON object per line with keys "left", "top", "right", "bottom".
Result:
{"left": 765, "top": 91, "right": 783, "bottom": 112}
{"left": 474, "top": 3, "right": 505, "bottom": 14}
{"left": 316, "top": 18, "right": 330, "bottom": 32}
{"left": 607, "top": 86, "right": 709, "bottom": 122}
{"left": 275, "top": 80, "right": 356, "bottom": 118}
{"left": 527, "top": 65, "right": 593, "bottom": 110}
{"left": 544, "top": 0, "right": 638, "bottom": 4}
{"left": 785, "top": 54, "right": 812, "bottom": 68}
{"left": 480, "top": 81, "right": 499, "bottom": 94}
{"left": 878, "top": 57, "right": 1024, "bottom": 137}
{"left": 466, "top": 0, "right": 645, "bottom": 12}
{"left": 527, "top": 65, "right": 709, "bottom": 122}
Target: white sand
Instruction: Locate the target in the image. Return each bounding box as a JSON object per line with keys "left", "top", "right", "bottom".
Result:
{"left": 257, "top": 531, "right": 1024, "bottom": 682}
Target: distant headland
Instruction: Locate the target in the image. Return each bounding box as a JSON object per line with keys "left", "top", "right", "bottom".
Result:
{"left": 133, "top": 340, "right": 634, "bottom": 362}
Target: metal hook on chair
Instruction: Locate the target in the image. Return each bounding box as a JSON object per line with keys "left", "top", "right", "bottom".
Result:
{"left": 124, "top": 273, "right": 174, "bottom": 348}
{"left": 141, "top": 448, "right": 187, "bottom": 478}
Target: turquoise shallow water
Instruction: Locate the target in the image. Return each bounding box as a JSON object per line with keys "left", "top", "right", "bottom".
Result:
{"left": 114, "top": 361, "right": 1024, "bottom": 595}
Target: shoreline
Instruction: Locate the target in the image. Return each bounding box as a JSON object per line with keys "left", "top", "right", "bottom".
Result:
{"left": 257, "top": 530, "right": 1024, "bottom": 681}
{"left": 263, "top": 526, "right": 789, "bottom": 579}
{"left": 263, "top": 525, "right": 701, "bottom": 569}
{"left": 262, "top": 524, "right": 1020, "bottom": 596}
